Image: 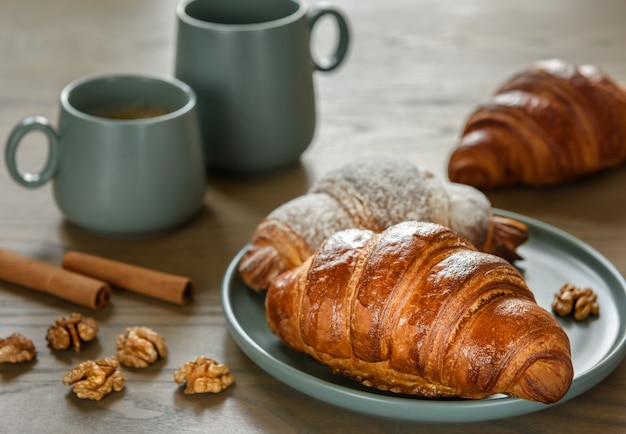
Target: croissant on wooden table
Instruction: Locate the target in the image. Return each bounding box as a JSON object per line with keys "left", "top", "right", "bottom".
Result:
{"left": 266, "top": 221, "right": 573, "bottom": 404}
{"left": 448, "top": 59, "right": 626, "bottom": 189}
{"left": 239, "top": 156, "right": 528, "bottom": 291}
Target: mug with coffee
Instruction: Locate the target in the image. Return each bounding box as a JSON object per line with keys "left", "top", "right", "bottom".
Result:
{"left": 175, "top": 0, "right": 350, "bottom": 174}
{"left": 4, "top": 74, "right": 206, "bottom": 237}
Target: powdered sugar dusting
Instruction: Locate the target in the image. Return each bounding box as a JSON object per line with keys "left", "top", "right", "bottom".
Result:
{"left": 445, "top": 183, "right": 492, "bottom": 248}
{"left": 310, "top": 156, "right": 434, "bottom": 229}
{"left": 421, "top": 170, "right": 452, "bottom": 228}
{"left": 269, "top": 155, "right": 492, "bottom": 253}
{"left": 269, "top": 193, "right": 355, "bottom": 251}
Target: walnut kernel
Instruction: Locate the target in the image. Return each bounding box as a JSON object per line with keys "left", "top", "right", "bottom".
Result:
{"left": 552, "top": 283, "right": 600, "bottom": 321}
{"left": 0, "top": 333, "right": 37, "bottom": 363}
{"left": 62, "top": 356, "right": 126, "bottom": 401}
{"left": 116, "top": 326, "right": 168, "bottom": 368}
{"left": 174, "top": 356, "right": 235, "bottom": 394}
{"left": 46, "top": 313, "right": 98, "bottom": 351}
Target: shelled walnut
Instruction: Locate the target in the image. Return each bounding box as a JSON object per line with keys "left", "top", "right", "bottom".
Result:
{"left": 0, "top": 333, "right": 37, "bottom": 363}
{"left": 552, "top": 283, "right": 600, "bottom": 321}
{"left": 46, "top": 313, "right": 99, "bottom": 351}
{"left": 62, "top": 356, "right": 126, "bottom": 401}
{"left": 116, "top": 326, "right": 168, "bottom": 368}
{"left": 174, "top": 356, "right": 235, "bottom": 394}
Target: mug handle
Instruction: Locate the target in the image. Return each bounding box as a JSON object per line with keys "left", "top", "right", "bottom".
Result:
{"left": 306, "top": 3, "right": 350, "bottom": 72}
{"left": 5, "top": 116, "right": 59, "bottom": 188}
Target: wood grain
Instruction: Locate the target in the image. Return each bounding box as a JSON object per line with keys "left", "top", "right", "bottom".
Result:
{"left": 1, "top": 0, "right": 625, "bottom": 432}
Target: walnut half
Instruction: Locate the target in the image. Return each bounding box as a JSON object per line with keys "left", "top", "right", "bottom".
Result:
{"left": 62, "top": 356, "right": 126, "bottom": 401}
{"left": 116, "top": 326, "right": 168, "bottom": 368}
{"left": 552, "top": 283, "right": 600, "bottom": 321}
{"left": 0, "top": 333, "right": 37, "bottom": 363}
{"left": 174, "top": 356, "right": 235, "bottom": 394}
{"left": 46, "top": 313, "right": 99, "bottom": 352}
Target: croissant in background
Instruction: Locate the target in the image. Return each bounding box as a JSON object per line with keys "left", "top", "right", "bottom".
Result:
{"left": 239, "top": 156, "right": 528, "bottom": 291}
{"left": 266, "top": 221, "right": 573, "bottom": 404}
{"left": 448, "top": 59, "right": 626, "bottom": 189}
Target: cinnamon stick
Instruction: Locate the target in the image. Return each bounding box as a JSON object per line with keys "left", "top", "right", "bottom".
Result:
{"left": 62, "top": 251, "right": 194, "bottom": 305}
{"left": 0, "top": 248, "right": 111, "bottom": 309}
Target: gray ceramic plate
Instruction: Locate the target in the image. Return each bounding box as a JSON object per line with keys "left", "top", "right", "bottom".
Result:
{"left": 222, "top": 210, "right": 626, "bottom": 423}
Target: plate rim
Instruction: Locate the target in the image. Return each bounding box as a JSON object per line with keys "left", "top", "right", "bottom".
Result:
{"left": 221, "top": 209, "right": 626, "bottom": 423}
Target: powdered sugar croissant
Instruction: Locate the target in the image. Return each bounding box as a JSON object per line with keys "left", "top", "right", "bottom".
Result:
{"left": 266, "top": 221, "right": 573, "bottom": 404}
{"left": 448, "top": 59, "right": 626, "bottom": 189}
{"left": 239, "top": 156, "right": 528, "bottom": 291}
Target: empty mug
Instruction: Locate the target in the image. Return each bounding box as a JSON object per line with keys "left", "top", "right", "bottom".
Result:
{"left": 4, "top": 74, "right": 206, "bottom": 237}
{"left": 175, "top": 0, "right": 350, "bottom": 174}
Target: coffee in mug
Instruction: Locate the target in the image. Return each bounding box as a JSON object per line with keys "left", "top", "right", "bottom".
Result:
{"left": 4, "top": 74, "right": 206, "bottom": 237}
{"left": 88, "top": 105, "right": 170, "bottom": 120}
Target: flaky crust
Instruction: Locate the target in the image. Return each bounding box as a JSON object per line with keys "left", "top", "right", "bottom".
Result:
{"left": 448, "top": 59, "right": 626, "bottom": 189}
{"left": 266, "top": 221, "right": 573, "bottom": 404}
{"left": 239, "top": 156, "right": 528, "bottom": 291}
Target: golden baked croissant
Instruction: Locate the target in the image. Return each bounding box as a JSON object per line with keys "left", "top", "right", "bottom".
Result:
{"left": 265, "top": 221, "right": 573, "bottom": 404}
{"left": 239, "top": 156, "right": 528, "bottom": 291}
{"left": 448, "top": 59, "right": 626, "bottom": 189}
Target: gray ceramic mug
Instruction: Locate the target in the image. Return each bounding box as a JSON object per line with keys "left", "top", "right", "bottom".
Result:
{"left": 175, "top": 0, "right": 350, "bottom": 174}
{"left": 4, "top": 74, "right": 206, "bottom": 237}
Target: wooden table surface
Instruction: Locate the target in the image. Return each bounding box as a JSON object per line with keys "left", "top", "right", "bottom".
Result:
{"left": 1, "top": 0, "right": 625, "bottom": 432}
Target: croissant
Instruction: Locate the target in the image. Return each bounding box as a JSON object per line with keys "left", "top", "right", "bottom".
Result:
{"left": 239, "top": 156, "right": 528, "bottom": 291}
{"left": 266, "top": 221, "right": 573, "bottom": 404}
{"left": 448, "top": 59, "right": 626, "bottom": 189}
